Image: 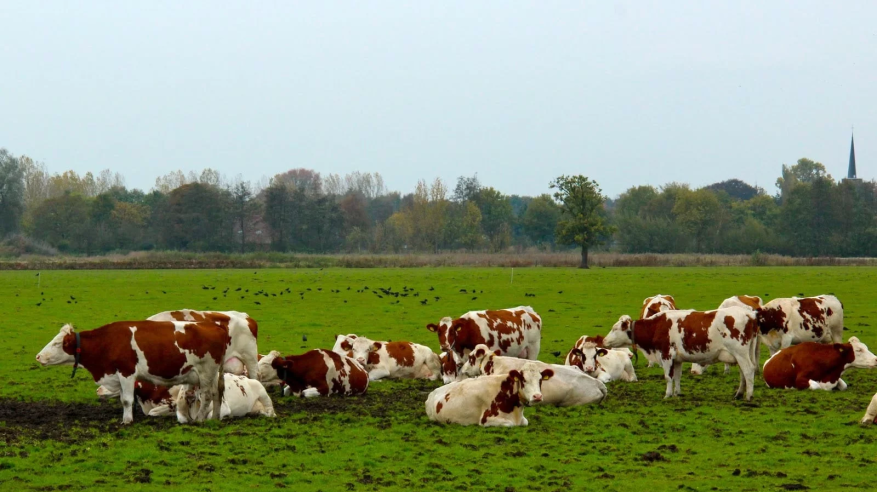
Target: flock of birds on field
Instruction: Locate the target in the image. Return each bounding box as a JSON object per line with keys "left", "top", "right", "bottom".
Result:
{"left": 33, "top": 288, "right": 877, "bottom": 427}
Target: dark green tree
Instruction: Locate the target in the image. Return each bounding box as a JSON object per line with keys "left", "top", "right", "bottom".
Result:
{"left": 550, "top": 175, "right": 614, "bottom": 268}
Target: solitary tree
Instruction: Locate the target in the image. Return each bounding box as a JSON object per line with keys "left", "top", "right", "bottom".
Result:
{"left": 550, "top": 175, "right": 614, "bottom": 268}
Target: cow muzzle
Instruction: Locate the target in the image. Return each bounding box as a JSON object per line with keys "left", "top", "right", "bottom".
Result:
{"left": 532, "top": 394, "right": 543, "bottom": 403}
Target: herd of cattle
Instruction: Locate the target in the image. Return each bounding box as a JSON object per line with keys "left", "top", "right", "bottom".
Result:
{"left": 33, "top": 293, "right": 877, "bottom": 427}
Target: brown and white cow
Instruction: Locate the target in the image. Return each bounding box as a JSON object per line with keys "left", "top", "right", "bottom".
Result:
{"left": 763, "top": 337, "right": 877, "bottom": 391}
{"left": 639, "top": 295, "right": 677, "bottom": 367}
{"left": 37, "top": 321, "right": 227, "bottom": 423}
{"left": 426, "top": 306, "right": 542, "bottom": 361}
{"left": 603, "top": 307, "right": 759, "bottom": 400}
{"left": 755, "top": 295, "right": 844, "bottom": 355}
{"left": 692, "top": 295, "right": 764, "bottom": 375}
{"left": 176, "top": 374, "right": 276, "bottom": 422}
{"left": 460, "top": 345, "right": 607, "bottom": 406}
{"left": 567, "top": 342, "right": 637, "bottom": 383}
{"left": 565, "top": 335, "right": 635, "bottom": 367}
{"left": 425, "top": 362, "right": 553, "bottom": 426}
{"left": 258, "top": 350, "right": 369, "bottom": 397}
{"left": 148, "top": 309, "right": 260, "bottom": 381}
{"left": 860, "top": 393, "right": 877, "bottom": 424}
{"left": 342, "top": 336, "right": 441, "bottom": 381}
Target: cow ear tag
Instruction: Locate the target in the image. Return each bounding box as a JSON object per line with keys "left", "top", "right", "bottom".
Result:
{"left": 455, "top": 325, "right": 462, "bottom": 331}
{"left": 542, "top": 375, "right": 550, "bottom": 380}
{"left": 839, "top": 348, "right": 844, "bottom": 353}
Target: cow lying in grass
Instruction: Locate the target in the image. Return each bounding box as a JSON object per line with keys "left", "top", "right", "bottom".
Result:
{"left": 460, "top": 345, "right": 607, "bottom": 406}
{"left": 763, "top": 337, "right": 877, "bottom": 391}
{"left": 425, "top": 362, "right": 553, "bottom": 427}
{"left": 333, "top": 334, "right": 441, "bottom": 381}
{"left": 566, "top": 342, "right": 637, "bottom": 383}
{"left": 259, "top": 350, "right": 369, "bottom": 397}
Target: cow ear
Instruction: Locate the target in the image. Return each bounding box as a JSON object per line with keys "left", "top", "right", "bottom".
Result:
{"left": 475, "top": 348, "right": 485, "bottom": 358}
{"left": 597, "top": 348, "right": 608, "bottom": 357}
{"left": 493, "top": 350, "right": 502, "bottom": 356}
{"left": 571, "top": 348, "right": 584, "bottom": 358}
{"left": 426, "top": 323, "right": 438, "bottom": 333}
{"left": 349, "top": 335, "right": 357, "bottom": 339}
{"left": 541, "top": 369, "right": 554, "bottom": 381}
{"left": 509, "top": 370, "right": 522, "bottom": 382}
{"left": 372, "top": 342, "right": 382, "bottom": 351}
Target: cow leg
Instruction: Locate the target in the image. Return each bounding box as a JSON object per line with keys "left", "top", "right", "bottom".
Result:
{"left": 662, "top": 361, "right": 675, "bottom": 398}
{"left": 837, "top": 379, "right": 848, "bottom": 391}
{"left": 244, "top": 355, "right": 260, "bottom": 382}
{"left": 723, "top": 364, "right": 731, "bottom": 375}
{"left": 672, "top": 361, "right": 683, "bottom": 396}
{"left": 212, "top": 370, "right": 223, "bottom": 421}
{"left": 302, "top": 388, "right": 322, "bottom": 398}
{"left": 754, "top": 342, "right": 763, "bottom": 374}
{"left": 624, "top": 360, "right": 637, "bottom": 382}
{"left": 368, "top": 368, "right": 390, "bottom": 381}
{"left": 256, "top": 387, "right": 276, "bottom": 417}
{"left": 119, "top": 376, "right": 136, "bottom": 424}
{"left": 733, "top": 351, "right": 756, "bottom": 400}
{"left": 175, "top": 385, "right": 192, "bottom": 424}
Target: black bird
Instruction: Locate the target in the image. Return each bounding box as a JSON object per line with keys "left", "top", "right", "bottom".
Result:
{"left": 254, "top": 301, "right": 261, "bottom": 305}
{"left": 347, "top": 287, "right": 351, "bottom": 290}
{"left": 429, "top": 286, "right": 435, "bottom": 291}
{"left": 344, "top": 300, "right": 347, "bottom": 303}
{"left": 377, "top": 295, "right": 384, "bottom": 299}
{"left": 797, "top": 293, "right": 805, "bottom": 297}
{"left": 551, "top": 351, "right": 561, "bottom": 357}
{"left": 548, "top": 309, "right": 556, "bottom": 312}
{"left": 471, "top": 297, "right": 478, "bottom": 301}
{"left": 213, "top": 297, "right": 217, "bottom": 301}
{"left": 235, "top": 288, "right": 242, "bottom": 292}
{"left": 420, "top": 299, "right": 428, "bottom": 305}
{"left": 70, "top": 296, "right": 75, "bottom": 300}
{"left": 66, "top": 300, "right": 71, "bottom": 304}
{"left": 41, "top": 292, "right": 44, "bottom": 295}
{"left": 460, "top": 289, "right": 467, "bottom": 293}
{"left": 36, "top": 302, "right": 41, "bottom": 307}
{"left": 161, "top": 290, "right": 167, "bottom": 294}
{"left": 558, "top": 291, "right": 563, "bottom": 294}
{"left": 302, "top": 334, "right": 308, "bottom": 342}
{"left": 434, "top": 297, "right": 441, "bottom": 301}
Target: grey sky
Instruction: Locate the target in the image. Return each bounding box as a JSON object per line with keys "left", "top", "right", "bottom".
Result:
{"left": 1, "top": 1, "right": 874, "bottom": 198}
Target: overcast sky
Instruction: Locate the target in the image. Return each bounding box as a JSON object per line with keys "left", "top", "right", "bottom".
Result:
{"left": 1, "top": 2, "right": 874, "bottom": 198}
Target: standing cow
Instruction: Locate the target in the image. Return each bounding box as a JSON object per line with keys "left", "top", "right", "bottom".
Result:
{"left": 763, "top": 337, "right": 877, "bottom": 390}
{"left": 638, "top": 295, "right": 677, "bottom": 367}
{"left": 426, "top": 306, "right": 542, "bottom": 361}
{"left": 603, "top": 307, "right": 759, "bottom": 400}
{"left": 341, "top": 335, "right": 441, "bottom": 381}
{"left": 460, "top": 345, "right": 607, "bottom": 406}
{"left": 691, "top": 295, "right": 764, "bottom": 375}
{"left": 37, "top": 321, "right": 227, "bottom": 423}
{"left": 258, "top": 350, "right": 369, "bottom": 397}
{"left": 149, "top": 310, "right": 260, "bottom": 381}
{"left": 755, "top": 295, "right": 843, "bottom": 355}
{"left": 425, "top": 362, "right": 553, "bottom": 427}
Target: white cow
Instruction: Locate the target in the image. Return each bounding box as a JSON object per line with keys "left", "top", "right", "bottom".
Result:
{"left": 344, "top": 336, "right": 441, "bottom": 381}
{"left": 425, "top": 362, "right": 553, "bottom": 427}
{"left": 567, "top": 342, "right": 637, "bottom": 383}
{"left": 460, "top": 345, "right": 607, "bottom": 406}
{"left": 177, "top": 374, "right": 276, "bottom": 422}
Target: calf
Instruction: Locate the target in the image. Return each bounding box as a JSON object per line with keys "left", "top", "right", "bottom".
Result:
{"left": 460, "top": 345, "right": 606, "bottom": 407}
{"left": 756, "top": 295, "right": 843, "bottom": 355}
{"left": 177, "top": 374, "right": 276, "bottom": 422}
{"left": 97, "top": 380, "right": 181, "bottom": 417}
{"left": 149, "top": 310, "right": 260, "bottom": 381}
{"left": 346, "top": 336, "right": 441, "bottom": 381}
{"left": 565, "top": 335, "right": 635, "bottom": 366}
{"left": 426, "top": 306, "right": 542, "bottom": 361}
{"left": 37, "top": 322, "right": 227, "bottom": 423}
{"left": 425, "top": 362, "right": 553, "bottom": 426}
{"left": 763, "top": 337, "right": 877, "bottom": 391}
{"left": 603, "top": 307, "right": 758, "bottom": 400}
{"left": 567, "top": 342, "right": 637, "bottom": 383}
{"left": 692, "top": 295, "right": 764, "bottom": 376}
{"left": 258, "top": 350, "right": 369, "bottom": 397}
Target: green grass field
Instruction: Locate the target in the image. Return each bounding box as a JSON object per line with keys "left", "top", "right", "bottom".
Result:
{"left": 2, "top": 267, "right": 876, "bottom": 491}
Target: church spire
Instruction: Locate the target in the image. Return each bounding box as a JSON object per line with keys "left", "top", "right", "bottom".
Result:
{"left": 848, "top": 132, "right": 857, "bottom": 179}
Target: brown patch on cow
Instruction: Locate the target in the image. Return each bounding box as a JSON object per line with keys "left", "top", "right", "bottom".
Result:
{"left": 276, "top": 350, "right": 367, "bottom": 397}
{"left": 757, "top": 306, "right": 787, "bottom": 335}
{"left": 584, "top": 335, "right": 605, "bottom": 348}
{"left": 340, "top": 339, "right": 353, "bottom": 351}
{"left": 480, "top": 372, "right": 523, "bottom": 425}
{"left": 62, "top": 323, "right": 138, "bottom": 380}
{"left": 245, "top": 317, "right": 258, "bottom": 339}
{"left": 763, "top": 342, "right": 856, "bottom": 389}
{"left": 385, "top": 342, "right": 416, "bottom": 367}
{"left": 483, "top": 356, "right": 495, "bottom": 375}
{"left": 443, "top": 393, "right": 450, "bottom": 402}
{"left": 366, "top": 351, "right": 381, "bottom": 366}
{"left": 174, "top": 323, "right": 230, "bottom": 365}
{"left": 679, "top": 311, "right": 716, "bottom": 353}
{"left": 440, "top": 353, "right": 457, "bottom": 379}
{"left": 632, "top": 314, "right": 674, "bottom": 359}
{"left": 134, "top": 381, "right": 174, "bottom": 405}
{"left": 168, "top": 311, "right": 188, "bottom": 322}
{"left": 134, "top": 323, "right": 195, "bottom": 378}
{"left": 798, "top": 297, "right": 827, "bottom": 338}
{"left": 448, "top": 318, "right": 488, "bottom": 355}
{"left": 737, "top": 295, "right": 762, "bottom": 310}
{"left": 436, "top": 401, "right": 443, "bottom": 414}
{"left": 640, "top": 296, "right": 677, "bottom": 320}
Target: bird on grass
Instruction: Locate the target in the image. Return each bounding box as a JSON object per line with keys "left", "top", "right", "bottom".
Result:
{"left": 254, "top": 301, "right": 261, "bottom": 305}
{"left": 551, "top": 351, "right": 561, "bottom": 357}
{"left": 471, "top": 297, "right": 478, "bottom": 301}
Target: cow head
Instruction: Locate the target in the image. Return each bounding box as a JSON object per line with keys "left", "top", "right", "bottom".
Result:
{"left": 348, "top": 337, "right": 380, "bottom": 367}
{"left": 574, "top": 342, "right": 607, "bottom": 374}
{"left": 603, "top": 315, "right": 634, "bottom": 348}
{"left": 439, "top": 351, "right": 461, "bottom": 384}
{"left": 36, "top": 324, "right": 77, "bottom": 366}
{"left": 641, "top": 295, "right": 676, "bottom": 319}
{"left": 332, "top": 334, "right": 358, "bottom": 357}
{"left": 847, "top": 337, "right": 877, "bottom": 369}
{"left": 427, "top": 317, "right": 457, "bottom": 352}
{"left": 257, "top": 351, "right": 285, "bottom": 386}
{"left": 517, "top": 362, "right": 554, "bottom": 405}
{"left": 461, "top": 344, "right": 501, "bottom": 378}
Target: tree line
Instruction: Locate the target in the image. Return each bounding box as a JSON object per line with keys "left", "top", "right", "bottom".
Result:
{"left": 1, "top": 148, "right": 875, "bottom": 264}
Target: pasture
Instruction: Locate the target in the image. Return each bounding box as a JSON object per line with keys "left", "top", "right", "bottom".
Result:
{"left": 2, "top": 267, "right": 876, "bottom": 491}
